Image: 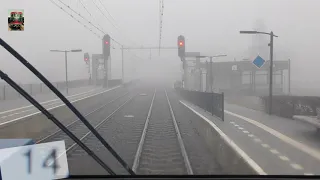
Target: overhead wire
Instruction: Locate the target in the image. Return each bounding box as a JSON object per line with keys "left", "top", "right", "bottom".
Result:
{"left": 50, "top": 0, "right": 151, "bottom": 84}
{"left": 70, "top": 0, "right": 149, "bottom": 51}
{"left": 78, "top": 0, "right": 91, "bottom": 16}
{"left": 159, "top": 0, "right": 164, "bottom": 54}
{"left": 97, "top": 0, "right": 119, "bottom": 28}
{"left": 50, "top": 0, "right": 123, "bottom": 46}
{"left": 78, "top": 0, "right": 105, "bottom": 32}
{"left": 49, "top": 0, "right": 101, "bottom": 39}
{"left": 56, "top": 0, "right": 104, "bottom": 34}
{"left": 93, "top": 0, "right": 141, "bottom": 47}
{"left": 88, "top": 0, "right": 127, "bottom": 46}
{"left": 91, "top": 0, "right": 116, "bottom": 33}
{"left": 50, "top": 0, "right": 149, "bottom": 62}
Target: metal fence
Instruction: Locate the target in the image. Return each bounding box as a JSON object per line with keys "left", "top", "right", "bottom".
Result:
{"left": 106, "top": 79, "right": 122, "bottom": 87}
{"left": 177, "top": 88, "right": 224, "bottom": 121}
{"left": 261, "top": 95, "right": 320, "bottom": 119}
{"left": 0, "top": 79, "right": 93, "bottom": 101}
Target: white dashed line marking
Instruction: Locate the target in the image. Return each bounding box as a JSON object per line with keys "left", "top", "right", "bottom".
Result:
{"left": 270, "top": 149, "right": 279, "bottom": 154}
{"left": 225, "top": 110, "right": 320, "bottom": 163}
{"left": 14, "top": 113, "right": 19, "bottom": 115}
{"left": 236, "top": 126, "right": 308, "bottom": 172}
{"left": 261, "top": 144, "right": 269, "bottom": 148}
{"left": 180, "top": 100, "right": 267, "bottom": 175}
{"left": 254, "top": 138, "right": 261, "bottom": 142}
{"left": 304, "top": 173, "right": 314, "bottom": 175}
{"left": 279, "top": 156, "right": 290, "bottom": 161}
{"left": 225, "top": 116, "right": 311, "bottom": 173}
{"left": 290, "top": 163, "right": 303, "bottom": 170}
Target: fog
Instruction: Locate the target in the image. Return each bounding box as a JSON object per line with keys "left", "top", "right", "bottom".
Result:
{"left": 1, "top": 0, "right": 320, "bottom": 94}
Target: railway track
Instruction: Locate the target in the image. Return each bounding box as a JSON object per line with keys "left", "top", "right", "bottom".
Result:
{"left": 64, "top": 94, "right": 136, "bottom": 155}
{"left": 65, "top": 87, "right": 156, "bottom": 175}
{"left": 132, "top": 88, "right": 193, "bottom": 175}
{"left": 37, "top": 91, "right": 132, "bottom": 148}
{"left": 46, "top": 86, "right": 196, "bottom": 175}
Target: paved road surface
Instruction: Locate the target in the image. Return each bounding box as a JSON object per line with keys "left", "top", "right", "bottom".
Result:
{"left": 0, "top": 86, "right": 100, "bottom": 111}
{"left": 183, "top": 99, "right": 320, "bottom": 175}
{"left": 224, "top": 102, "right": 320, "bottom": 175}
{"left": 0, "top": 85, "right": 120, "bottom": 125}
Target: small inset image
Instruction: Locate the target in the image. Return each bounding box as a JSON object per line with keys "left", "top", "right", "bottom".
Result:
{"left": 8, "top": 9, "right": 24, "bottom": 31}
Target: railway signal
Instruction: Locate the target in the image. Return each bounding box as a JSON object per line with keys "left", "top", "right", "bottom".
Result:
{"left": 102, "top": 34, "right": 111, "bottom": 59}
{"left": 102, "top": 34, "right": 111, "bottom": 88}
{"left": 84, "top": 52, "right": 90, "bottom": 64}
{"left": 177, "top": 35, "right": 185, "bottom": 59}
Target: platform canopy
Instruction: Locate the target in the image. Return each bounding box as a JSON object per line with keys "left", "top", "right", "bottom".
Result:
{"left": 199, "top": 60, "right": 289, "bottom": 72}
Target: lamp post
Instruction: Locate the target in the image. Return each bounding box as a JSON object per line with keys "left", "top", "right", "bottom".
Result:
{"left": 240, "top": 30, "right": 278, "bottom": 115}
{"left": 50, "top": 49, "right": 82, "bottom": 94}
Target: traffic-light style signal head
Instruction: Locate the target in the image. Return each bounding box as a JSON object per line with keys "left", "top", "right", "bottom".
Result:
{"left": 177, "top": 35, "right": 185, "bottom": 58}
{"left": 102, "top": 34, "right": 111, "bottom": 59}
{"left": 179, "top": 41, "right": 184, "bottom": 47}
{"left": 84, "top": 53, "right": 90, "bottom": 62}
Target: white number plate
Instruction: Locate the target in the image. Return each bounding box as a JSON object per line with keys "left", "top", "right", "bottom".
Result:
{"left": 0, "top": 141, "right": 68, "bottom": 180}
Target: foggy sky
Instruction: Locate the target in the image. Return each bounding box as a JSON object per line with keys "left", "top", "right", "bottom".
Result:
{"left": 1, "top": 0, "right": 320, "bottom": 90}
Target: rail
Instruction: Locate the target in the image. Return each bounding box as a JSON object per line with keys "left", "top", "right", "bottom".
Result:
{"left": 176, "top": 88, "right": 224, "bottom": 121}
{"left": 0, "top": 37, "right": 134, "bottom": 175}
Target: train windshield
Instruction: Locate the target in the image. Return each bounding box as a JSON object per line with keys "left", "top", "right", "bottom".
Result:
{"left": 2, "top": 0, "right": 320, "bottom": 179}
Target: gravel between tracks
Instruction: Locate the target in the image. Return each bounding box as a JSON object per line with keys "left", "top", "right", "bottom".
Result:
{"left": 136, "top": 89, "right": 188, "bottom": 175}
{"left": 64, "top": 86, "right": 224, "bottom": 175}
{"left": 67, "top": 86, "right": 154, "bottom": 175}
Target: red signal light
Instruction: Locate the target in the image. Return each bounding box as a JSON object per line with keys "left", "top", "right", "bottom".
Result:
{"left": 85, "top": 58, "right": 88, "bottom": 61}
{"left": 105, "top": 41, "right": 109, "bottom": 45}
{"left": 179, "top": 41, "right": 184, "bottom": 46}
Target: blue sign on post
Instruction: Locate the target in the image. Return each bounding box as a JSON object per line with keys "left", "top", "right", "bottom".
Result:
{"left": 252, "top": 55, "right": 265, "bottom": 69}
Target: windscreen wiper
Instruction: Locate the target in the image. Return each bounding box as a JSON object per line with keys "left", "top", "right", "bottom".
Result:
{"left": 0, "top": 38, "right": 135, "bottom": 175}
{"left": 0, "top": 69, "right": 115, "bottom": 175}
